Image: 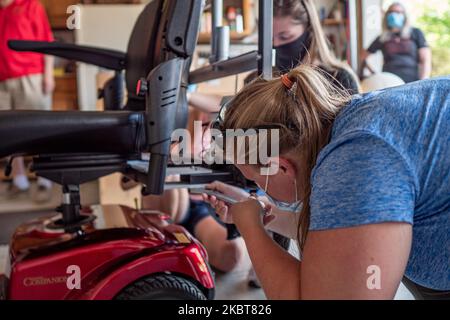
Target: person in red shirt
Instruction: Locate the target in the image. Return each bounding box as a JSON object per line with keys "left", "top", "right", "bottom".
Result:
{"left": 0, "top": 0, "right": 55, "bottom": 202}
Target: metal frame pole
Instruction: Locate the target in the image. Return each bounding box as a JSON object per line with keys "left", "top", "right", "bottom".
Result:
{"left": 348, "top": 0, "right": 359, "bottom": 71}
{"left": 258, "top": 0, "right": 273, "bottom": 80}
{"left": 190, "top": 0, "right": 274, "bottom": 83}
{"left": 210, "top": 0, "right": 223, "bottom": 63}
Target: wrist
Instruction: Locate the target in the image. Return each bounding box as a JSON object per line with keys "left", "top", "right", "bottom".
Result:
{"left": 234, "top": 199, "right": 266, "bottom": 234}
{"left": 238, "top": 217, "right": 266, "bottom": 239}
{"left": 249, "top": 195, "right": 268, "bottom": 211}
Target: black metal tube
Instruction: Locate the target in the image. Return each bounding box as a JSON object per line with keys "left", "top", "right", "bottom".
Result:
{"left": 144, "top": 154, "right": 168, "bottom": 195}
{"left": 61, "top": 185, "right": 81, "bottom": 225}
{"left": 111, "top": 71, "right": 124, "bottom": 110}
{"left": 189, "top": 51, "right": 258, "bottom": 84}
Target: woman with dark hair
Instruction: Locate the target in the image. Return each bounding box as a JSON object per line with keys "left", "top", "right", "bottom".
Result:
{"left": 271, "top": 0, "right": 359, "bottom": 92}
{"left": 188, "top": 0, "right": 360, "bottom": 113}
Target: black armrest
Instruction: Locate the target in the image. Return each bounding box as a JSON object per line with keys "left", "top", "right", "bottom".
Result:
{"left": 8, "top": 40, "right": 126, "bottom": 71}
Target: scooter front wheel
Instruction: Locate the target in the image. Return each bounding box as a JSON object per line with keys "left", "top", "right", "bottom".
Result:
{"left": 114, "top": 274, "right": 207, "bottom": 300}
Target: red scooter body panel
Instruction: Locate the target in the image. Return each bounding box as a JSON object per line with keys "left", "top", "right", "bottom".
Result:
{"left": 7, "top": 205, "right": 214, "bottom": 300}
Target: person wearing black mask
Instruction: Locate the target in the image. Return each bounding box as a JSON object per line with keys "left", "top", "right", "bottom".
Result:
{"left": 273, "top": 27, "right": 311, "bottom": 74}
{"left": 188, "top": 0, "right": 360, "bottom": 113}
{"left": 272, "top": 0, "right": 359, "bottom": 93}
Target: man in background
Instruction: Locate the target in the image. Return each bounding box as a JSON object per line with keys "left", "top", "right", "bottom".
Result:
{"left": 0, "top": 0, "right": 55, "bottom": 203}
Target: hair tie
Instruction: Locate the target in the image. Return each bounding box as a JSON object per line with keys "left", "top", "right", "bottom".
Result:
{"left": 281, "top": 74, "right": 294, "bottom": 89}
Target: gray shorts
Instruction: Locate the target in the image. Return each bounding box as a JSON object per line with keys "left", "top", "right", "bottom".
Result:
{"left": 0, "top": 74, "right": 52, "bottom": 111}
{"left": 402, "top": 276, "right": 450, "bottom": 300}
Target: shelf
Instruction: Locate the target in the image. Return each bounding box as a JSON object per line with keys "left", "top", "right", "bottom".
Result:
{"left": 322, "top": 18, "right": 348, "bottom": 26}
{"left": 40, "top": 0, "right": 77, "bottom": 29}
{"left": 53, "top": 73, "right": 78, "bottom": 111}
{"left": 198, "top": 0, "right": 254, "bottom": 44}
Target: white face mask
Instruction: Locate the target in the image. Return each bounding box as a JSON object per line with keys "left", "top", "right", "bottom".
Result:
{"left": 262, "top": 167, "right": 302, "bottom": 213}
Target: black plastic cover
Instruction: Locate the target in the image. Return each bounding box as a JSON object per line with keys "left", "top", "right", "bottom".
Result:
{"left": 8, "top": 40, "right": 126, "bottom": 71}
{"left": 0, "top": 111, "right": 146, "bottom": 158}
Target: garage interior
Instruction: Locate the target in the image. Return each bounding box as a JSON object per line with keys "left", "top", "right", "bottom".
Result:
{"left": 0, "top": 0, "right": 448, "bottom": 300}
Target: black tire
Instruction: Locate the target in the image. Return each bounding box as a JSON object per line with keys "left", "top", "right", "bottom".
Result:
{"left": 114, "top": 274, "right": 207, "bottom": 300}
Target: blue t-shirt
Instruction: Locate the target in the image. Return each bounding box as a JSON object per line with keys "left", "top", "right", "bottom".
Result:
{"left": 310, "top": 76, "right": 450, "bottom": 291}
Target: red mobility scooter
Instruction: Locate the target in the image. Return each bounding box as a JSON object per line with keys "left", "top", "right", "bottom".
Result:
{"left": 0, "top": 0, "right": 216, "bottom": 300}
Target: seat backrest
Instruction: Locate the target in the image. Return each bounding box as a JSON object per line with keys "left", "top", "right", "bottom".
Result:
{"left": 124, "top": 0, "right": 162, "bottom": 110}
{"left": 124, "top": 0, "right": 203, "bottom": 112}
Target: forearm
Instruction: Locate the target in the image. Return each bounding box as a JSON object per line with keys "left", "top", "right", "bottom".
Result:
{"left": 419, "top": 60, "right": 431, "bottom": 79}
{"left": 239, "top": 224, "right": 301, "bottom": 299}
{"left": 361, "top": 50, "right": 376, "bottom": 74}
{"left": 364, "top": 61, "right": 376, "bottom": 75}
{"left": 187, "top": 92, "right": 222, "bottom": 113}
{"left": 44, "top": 55, "right": 54, "bottom": 77}
{"left": 418, "top": 48, "right": 432, "bottom": 79}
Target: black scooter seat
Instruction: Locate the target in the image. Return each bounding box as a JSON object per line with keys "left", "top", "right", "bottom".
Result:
{"left": 0, "top": 111, "right": 146, "bottom": 158}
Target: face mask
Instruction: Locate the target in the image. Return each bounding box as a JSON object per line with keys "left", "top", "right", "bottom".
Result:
{"left": 262, "top": 168, "right": 302, "bottom": 213}
{"left": 274, "top": 30, "right": 311, "bottom": 73}
{"left": 386, "top": 12, "right": 405, "bottom": 30}
{"left": 266, "top": 193, "right": 303, "bottom": 212}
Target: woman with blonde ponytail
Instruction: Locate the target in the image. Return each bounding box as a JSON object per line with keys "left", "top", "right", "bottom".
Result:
{"left": 204, "top": 65, "right": 450, "bottom": 299}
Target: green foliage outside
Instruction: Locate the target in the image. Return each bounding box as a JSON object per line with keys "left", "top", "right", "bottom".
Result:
{"left": 416, "top": 2, "right": 450, "bottom": 76}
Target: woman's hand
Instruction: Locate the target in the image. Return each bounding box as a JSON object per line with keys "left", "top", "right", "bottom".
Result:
{"left": 202, "top": 181, "right": 250, "bottom": 224}
{"left": 228, "top": 199, "right": 274, "bottom": 233}
{"left": 205, "top": 181, "right": 250, "bottom": 202}
{"left": 202, "top": 181, "right": 274, "bottom": 231}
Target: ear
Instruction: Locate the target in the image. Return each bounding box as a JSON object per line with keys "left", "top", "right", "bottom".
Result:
{"left": 278, "top": 157, "right": 297, "bottom": 178}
